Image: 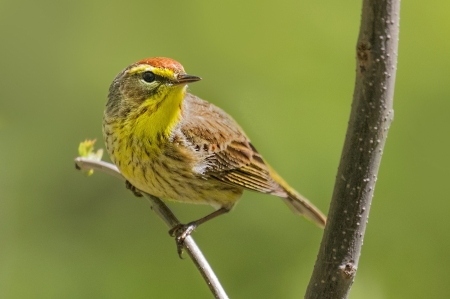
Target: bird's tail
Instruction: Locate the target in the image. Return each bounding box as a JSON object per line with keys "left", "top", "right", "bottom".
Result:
{"left": 281, "top": 191, "right": 327, "bottom": 229}
{"left": 269, "top": 166, "right": 327, "bottom": 228}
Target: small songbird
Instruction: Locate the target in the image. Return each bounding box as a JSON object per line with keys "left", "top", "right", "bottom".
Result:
{"left": 102, "top": 57, "right": 326, "bottom": 249}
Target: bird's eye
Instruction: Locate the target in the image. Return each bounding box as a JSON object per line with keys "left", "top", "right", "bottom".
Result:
{"left": 142, "top": 71, "right": 156, "bottom": 83}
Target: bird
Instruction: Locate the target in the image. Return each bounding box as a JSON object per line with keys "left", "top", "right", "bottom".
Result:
{"left": 102, "top": 57, "right": 326, "bottom": 252}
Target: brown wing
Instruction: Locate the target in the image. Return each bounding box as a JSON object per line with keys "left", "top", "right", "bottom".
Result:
{"left": 179, "top": 93, "right": 286, "bottom": 196}
{"left": 179, "top": 93, "right": 327, "bottom": 227}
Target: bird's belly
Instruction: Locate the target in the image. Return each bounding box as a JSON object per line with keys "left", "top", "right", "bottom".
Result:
{"left": 111, "top": 143, "right": 243, "bottom": 209}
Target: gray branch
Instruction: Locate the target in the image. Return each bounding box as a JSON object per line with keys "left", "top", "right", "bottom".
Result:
{"left": 305, "top": 0, "right": 399, "bottom": 298}
{"left": 75, "top": 157, "right": 229, "bottom": 299}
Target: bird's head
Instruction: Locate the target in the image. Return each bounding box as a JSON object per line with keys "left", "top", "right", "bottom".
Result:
{"left": 105, "top": 57, "right": 201, "bottom": 119}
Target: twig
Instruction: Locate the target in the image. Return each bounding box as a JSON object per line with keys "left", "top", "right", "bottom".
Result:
{"left": 304, "top": 0, "right": 399, "bottom": 298}
{"left": 75, "top": 157, "right": 229, "bottom": 299}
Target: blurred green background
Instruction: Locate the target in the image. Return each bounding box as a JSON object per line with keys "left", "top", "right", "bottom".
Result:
{"left": 1, "top": 0, "right": 448, "bottom": 298}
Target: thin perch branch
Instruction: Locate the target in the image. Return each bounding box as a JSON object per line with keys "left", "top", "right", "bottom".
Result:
{"left": 305, "top": 0, "right": 399, "bottom": 298}
{"left": 75, "top": 157, "right": 229, "bottom": 299}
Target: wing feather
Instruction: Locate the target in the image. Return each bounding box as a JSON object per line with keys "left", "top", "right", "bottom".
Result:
{"left": 179, "top": 93, "right": 285, "bottom": 196}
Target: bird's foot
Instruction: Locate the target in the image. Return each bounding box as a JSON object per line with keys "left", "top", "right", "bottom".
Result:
{"left": 169, "top": 222, "right": 198, "bottom": 258}
{"left": 125, "top": 180, "right": 142, "bottom": 197}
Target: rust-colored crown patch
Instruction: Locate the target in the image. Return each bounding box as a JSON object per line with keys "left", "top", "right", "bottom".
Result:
{"left": 136, "top": 57, "right": 185, "bottom": 74}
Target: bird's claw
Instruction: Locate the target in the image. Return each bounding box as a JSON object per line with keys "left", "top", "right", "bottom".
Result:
{"left": 169, "top": 222, "right": 198, "bottom": 258}
{"left": 125, "top": 180, "right": 143, "bottom": 197}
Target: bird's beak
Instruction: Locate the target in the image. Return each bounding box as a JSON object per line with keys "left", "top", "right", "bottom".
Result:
{"left": 175, "top": 73, "right": 202, "bottom": 85}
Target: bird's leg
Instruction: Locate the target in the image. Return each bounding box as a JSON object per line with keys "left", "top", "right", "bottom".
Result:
{"left": 169, "top": 207, "right": 230, "bottom": 258}
{"left": 125, "top": 180, "right": 143, "bottom": 197}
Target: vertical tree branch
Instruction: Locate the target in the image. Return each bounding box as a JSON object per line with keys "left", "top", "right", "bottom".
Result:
{"left": 75, "top": 157, "right": 229, "bottom": 299}
{"left": 305, "top": 0, "right": 400, "bottom": 298}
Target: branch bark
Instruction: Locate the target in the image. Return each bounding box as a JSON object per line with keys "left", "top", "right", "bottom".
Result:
{"left": 305, "top": 0, "right": 399, "bottom": 298}
{"left": 75, "top": 157, "right": 229, "bottom": 299}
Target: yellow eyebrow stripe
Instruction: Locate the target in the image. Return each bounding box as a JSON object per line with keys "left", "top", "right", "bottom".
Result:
{"left": 128, "top": 65, "right": 176, "bottom": 80}
{"left": 128, "top": 65, "right": 153, "bottom": 75}
{"left": 152, "top": 68, "right": 176, "bottom": 79}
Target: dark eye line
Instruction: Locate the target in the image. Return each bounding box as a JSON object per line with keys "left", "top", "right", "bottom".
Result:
{"left": 140, "top": 72, "right": 172, "bottom": 85}
{"left": 136, "top": 71, "right": 172, "bottom": 86}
